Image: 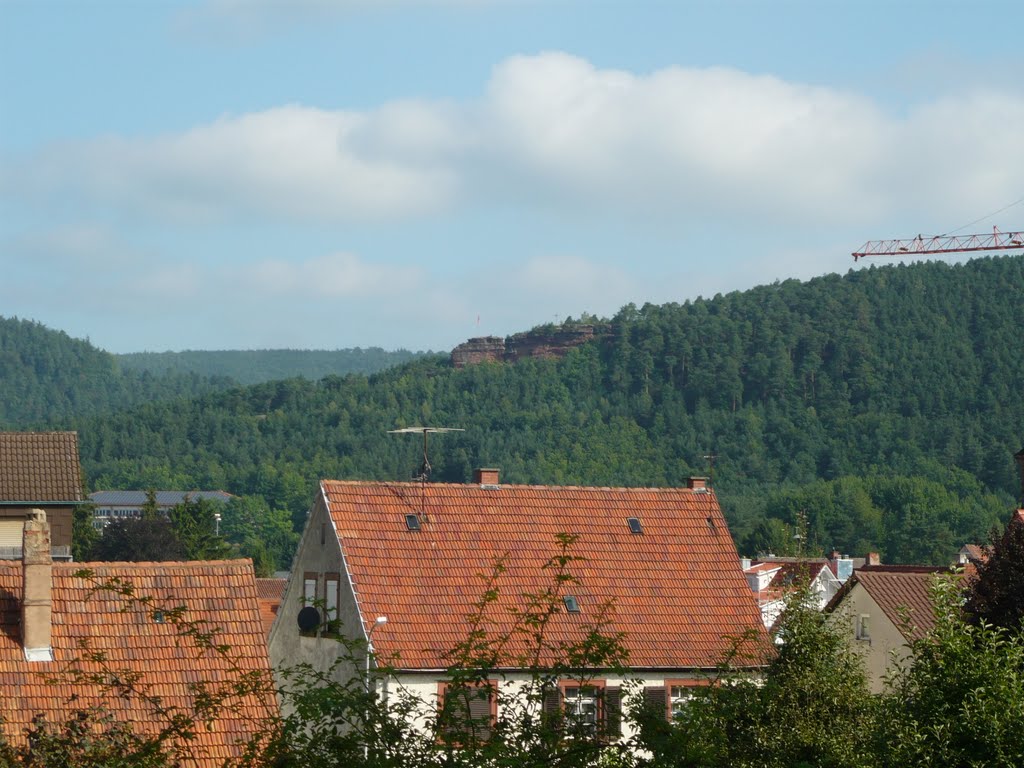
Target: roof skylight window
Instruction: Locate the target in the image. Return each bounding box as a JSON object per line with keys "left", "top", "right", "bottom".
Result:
{"left": 405, "top": 514, "right": 421, "bottom": 531}
{"left": 627, "top": 517, "right": 643, "bottom": 534}
{"left": 563, "top": 595, "right": 581, "bottom": 613}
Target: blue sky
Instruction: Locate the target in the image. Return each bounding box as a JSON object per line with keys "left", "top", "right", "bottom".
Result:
{"left": 2, "top": 0, "right": 1023, "bottom": 353}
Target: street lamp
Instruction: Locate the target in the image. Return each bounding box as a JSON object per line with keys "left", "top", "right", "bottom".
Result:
{"left": 213, "top": 512, "right": 221, "bottom": 536}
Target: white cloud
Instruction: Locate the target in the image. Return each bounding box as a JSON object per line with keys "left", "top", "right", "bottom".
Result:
{"left": 242, "top": 251, "right": 422, "bottom": 298}
{"left": 15, "top": 105, "right": 458, "bottom": 224}
{"left": 8, "top": 53, "right": 1024, "bottom": 233}
{"left": 483, "top": 55, "right": 891, "bottom": 222}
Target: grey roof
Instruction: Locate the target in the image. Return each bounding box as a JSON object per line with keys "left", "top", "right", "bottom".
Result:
{"left": 0, "top": 432, "right": 83, "bottom": 504}
{"left": 89, "top": 490, "right": 234, "bottom": 507}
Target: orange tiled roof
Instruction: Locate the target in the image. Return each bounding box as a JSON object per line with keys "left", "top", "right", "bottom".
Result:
{"left": 0, "top": 432, "right": 83, "bottom": 503}
{"left": 322, "top": 480, "right": 771, "bottom": 670}
{"left": 256, "top": 577, "right": 286, "bottom": 636}
{"left": 851, "top": 568, "right": 947, "bottom": 641}
{"left": 0, "top": 559, "right": 277, "bottom": 766}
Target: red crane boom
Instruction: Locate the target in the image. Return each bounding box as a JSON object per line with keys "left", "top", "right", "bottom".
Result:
{"left": 852, "top": 226, "right": 1024, "bottom": 261}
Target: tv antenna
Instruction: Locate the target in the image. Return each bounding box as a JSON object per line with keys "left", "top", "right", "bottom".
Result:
{"left": 702, "top": 451, "right": 718, "bottom": 488}
{"left": 388, "top": 427, "right": 465, "bottom": 482}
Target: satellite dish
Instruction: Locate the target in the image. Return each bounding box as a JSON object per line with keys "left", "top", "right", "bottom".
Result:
{"left": 297, "top": 606, "right": 321, "bottom": 633}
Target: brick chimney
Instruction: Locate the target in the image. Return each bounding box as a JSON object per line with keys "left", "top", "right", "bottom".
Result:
{"left": 866, "top": 552, "right": 881, "bottom": 567}
{"left": 22, "top": 509, "right": 53, "bottom": 662}
{"left": 687, "top": 477, "right": 708, "bottom": 491}
{"left": 473, "top": 468, "right": 500, "bottom": 486}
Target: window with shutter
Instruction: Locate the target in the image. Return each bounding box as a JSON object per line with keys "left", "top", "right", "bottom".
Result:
{"left": 643, "top": 685, "right": 668, "bottom": 719}
{"left": 303, "top": 572, "right": 317, "bottom": 606}
{"left": 324, "top": 573, "right": 340, "bottom": 633}
{"left": 664, "top": 679, "right": 710, "bottom": 720}
{"left": 556, "top": 680, "right": 617, "bottom": 739}
{"left": 542, "top": 684, "right": 563, "bottom": 727}
{"left": 670, "top": 685, "right": 691, "bottom": 718}
{"left": 604, "top": 686, "right": 623, "bottom": 740}
{"left": 437, "top": 681, "right": 497, "bottom": 744}
{"left": 564, "top": 685, "right": 600, "bottom": 734}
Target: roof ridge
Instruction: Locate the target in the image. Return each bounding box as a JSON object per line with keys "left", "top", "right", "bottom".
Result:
{"left": 321, "top": 478, "right": 711, "bottom": 492}
{"left": 68, "top": 558, "right": 254, "bottom": 570}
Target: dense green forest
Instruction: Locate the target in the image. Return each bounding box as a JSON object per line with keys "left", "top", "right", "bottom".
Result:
{"left": 0, "top": 317, "right": 429, "bottom": 427}
{"left": 0, "top": 316, "right": 234, "bottom": 427}
{"left": 6, "top": 258, "right": 1024, "bottom": 565}
{"left": 46, "top": 255, "right": 1022, "bottom": 566}
{"left": 117, "top": 347, "right": 429, "bottom": 385}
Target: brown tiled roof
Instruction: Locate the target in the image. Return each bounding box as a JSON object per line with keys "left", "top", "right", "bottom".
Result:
{"left": 322, "top": 480, "right": 771, "bottom": 671}
{"left": 0, "top": 559, "right": 277, "bottom": 766}
{"left": 851, "top": 568, "right": 948, "bottom": 641}
{"left": 257, "top": 577, "right": 286, "bottom": 600}
{"left": 0, "top": 432, "right": 83, "bottom": 503}
{"left": 256, "top": 577, "right": 286, "bottom": 636}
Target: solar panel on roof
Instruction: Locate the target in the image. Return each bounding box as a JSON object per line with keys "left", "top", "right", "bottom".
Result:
{"left": 405, "top": 514, "right": 421, "bottom": 531}
{"left": 627, "top": 517, "right": 643, "bottom": 534}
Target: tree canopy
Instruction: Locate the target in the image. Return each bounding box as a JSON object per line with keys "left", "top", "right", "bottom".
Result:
{"left": 61, "top": 255, "right": 1024, "bottom": 564}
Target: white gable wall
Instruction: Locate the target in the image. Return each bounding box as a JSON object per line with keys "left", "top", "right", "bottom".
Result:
{"left": 269, "top": 492, "right": 365, "bottom": 698}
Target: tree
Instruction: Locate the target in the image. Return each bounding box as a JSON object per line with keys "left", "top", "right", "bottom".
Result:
{"left": 633, "top": 588, "right": 875, "bottom": 768}
{"left": 963, "top": 510, "right": 1024, "bottom": 630}
{"left": 169, "top": 496, "right": 232, "bottom": 561}
{"left": 222, "top": 495, "right": 299, "bottom": 574}
{"left": 72, "top": 502, "right": 100, "bottom": 561}
{"left": 878, "top": 575, "right": 1024, "bottom": 766}
{"left": 90, "top": 516, "right": 185, "bottom": 562}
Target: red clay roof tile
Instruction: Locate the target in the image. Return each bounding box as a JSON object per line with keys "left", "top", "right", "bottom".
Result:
{"left": 0, "top": 559, "right": 276, "bottom": 766}
{"left": 322, "top": 480, "right": 771, "bottom": 670}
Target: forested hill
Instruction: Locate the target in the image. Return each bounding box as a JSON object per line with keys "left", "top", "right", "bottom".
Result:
{"left": 116, "top": 348, "right": 430, "bottom": 386}
{"left": 71, "top": 254, "right": 1024, "bottom": 565}
{"left": 0, "top": 317, "right": 233, "bottom": 427}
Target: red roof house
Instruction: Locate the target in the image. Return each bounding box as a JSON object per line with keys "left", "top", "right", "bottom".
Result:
{"left": 269, "top": 470, "right": 770, "bottom": 736}
{"left": 256, "top": 576, "right": 287, "bottom": 636}
{"left": 826, "top": 565, "right": 949, "bottom": 692}
{"left": 743, "top": 558, "right": 843, "bottom": 631}
{"left": 0, "top": 513, "right": 277, "bottom": 766}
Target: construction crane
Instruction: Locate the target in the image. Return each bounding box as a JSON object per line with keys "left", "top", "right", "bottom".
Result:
{"left": 852, "top": 225, "right": 1024, "bottom": 261}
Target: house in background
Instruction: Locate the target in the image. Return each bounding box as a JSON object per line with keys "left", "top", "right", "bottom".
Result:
{"left": 958, "top": 543, "right": 986, "bottom": 566}
{"left": 269, "top": 469, "right": 771, "bottom": 739}
{"left": 741, "top": 557, "right": 845, "bottom": 631}
{"left": 0, "top": 511, "right": 277, "bottom": 765}
{"left": 89, "top": 489, "right": 234, "bottom": 530}
{"left": 825, "top": 565, "right": 948, "bottom": 693}
{"left": 256, "top": 576, "right": 287, "bottom": 637}
{"left": 0, "top": 431, "right": 83, "bottom": 560}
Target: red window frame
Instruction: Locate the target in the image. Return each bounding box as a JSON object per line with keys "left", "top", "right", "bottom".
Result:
{"left": 663, "top": 678, "right": 711, "bottom": 720}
